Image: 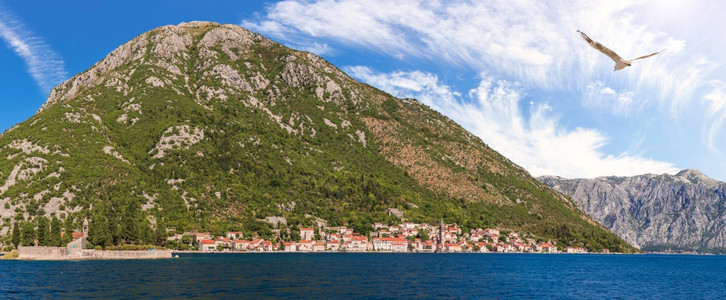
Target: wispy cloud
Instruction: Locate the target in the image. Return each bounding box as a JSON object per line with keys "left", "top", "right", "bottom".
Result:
{"left": 346, "top": 66, "right": 679, "bottom": 178}
{"left": 244, "top": 0, "right": 725, "bottom": 178}
{"left": 583, "top": 81, "right": 637, "bottom": 117}
{"left": 0, "top": 8, "right": 67, "bottom": 93}
{"left": 704, "top": 81, "right": 726, "bottom": 153}
{"left": 242, "top": 0, "right": 724, "bottom": 118}
{"left": 243, "top": 0, "right": 697, "bottom": 92}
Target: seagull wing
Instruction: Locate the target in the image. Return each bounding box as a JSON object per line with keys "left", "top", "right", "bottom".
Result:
{"left": 630, "top": 49, "right": 664, "bottom": 61}
{"left": 577, "top": 30, "right": 624, "bottom": 63}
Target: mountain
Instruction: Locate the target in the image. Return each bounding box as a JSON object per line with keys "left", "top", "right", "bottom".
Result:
{"left": 539, "top": 170, "right": 726, "bottom": 253}
{"left": 0, "top": 21, "right": 633, "bottom": 251}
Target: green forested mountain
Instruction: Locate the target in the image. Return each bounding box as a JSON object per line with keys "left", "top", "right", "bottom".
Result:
{"left": 0, "top": 22, "right": 635, "bottom": 252}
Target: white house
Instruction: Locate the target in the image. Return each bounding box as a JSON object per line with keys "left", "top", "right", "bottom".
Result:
{"left": 300, "top": 228, "right": 315, "bottom": 241}
{"left": 297, "top": 240, "right": 313, "bottom": 252}
{"left": 372, "top": 237, "right": 408, "bottom": 252}
{"left": 199, "top": 239, "right": 216, "bottom": 251}
{"left": 284, "top": 242, "right": 297, "bottom": 252}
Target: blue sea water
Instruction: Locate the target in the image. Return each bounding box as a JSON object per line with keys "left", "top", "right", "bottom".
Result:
{"left": 1, "top": 253, "right": 726, "bottom": 299}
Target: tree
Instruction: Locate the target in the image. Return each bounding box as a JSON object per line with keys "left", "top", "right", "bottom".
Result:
{"left": 63, "top": 216, "right": 74, "bottom": 246}
{"left": 418, "top": 230, "right": 429, "bottom": 241}
{"left": 89, "top": 215, "right": 113, "bottom": 249}
{"left": 11, "top": 222, "right": 20, "bottom": 248}
{"left": 290, "top": 231, "right": 301, "bottom": 241}
{"left": 50, "top": 216, "right": 62, "bottom": 247}
{"left": 314, "top": 227, "right": 321, "bottom": 241}
{"left": 181, "top": 234, "right": 192, "bottom": 245}
{"left": 120, "top": 202, "right": 140, "bottom": 244}
{"left": 136, "top": 216, "right": 153, "bottom": 245}
{"left": 21, "top": 221, "right": 35, "bottom": 246}
{"left": 153, "top": 216, "right": 168, "bottom": 246}
{"left": 36, "top": 217, "right": 50, "bottom": 246}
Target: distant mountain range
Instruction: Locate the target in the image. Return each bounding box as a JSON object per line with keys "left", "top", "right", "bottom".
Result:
{"left": 0, "top": 21, "right": 633, "bottom": 252}
{"left": 539, "top": 169, "right": 726, "bottom": 253}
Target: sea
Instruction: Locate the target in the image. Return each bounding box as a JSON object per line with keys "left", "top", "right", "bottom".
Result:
{"left": 1, "top": 253, "right": 725, "bottom": 299}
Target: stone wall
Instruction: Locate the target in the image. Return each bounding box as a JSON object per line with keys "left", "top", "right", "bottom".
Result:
{"left": 17, "top": 246, "right": 68, "bottom": 260}
{"left": 18, "top": 245, "right": 172, "bottom": 260}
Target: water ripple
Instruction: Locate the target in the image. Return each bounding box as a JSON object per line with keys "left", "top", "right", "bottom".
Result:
{"left": 1, "top": 253, "right": 725, "bottom": 299}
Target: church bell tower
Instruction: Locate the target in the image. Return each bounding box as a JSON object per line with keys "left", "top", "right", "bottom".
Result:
{"left": 82, "top": 218, "right": 89, "bottom": 238}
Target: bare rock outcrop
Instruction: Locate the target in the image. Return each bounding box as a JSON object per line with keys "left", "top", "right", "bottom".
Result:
{"left": 539, "top": 169, "right": 726, "bottom": 252}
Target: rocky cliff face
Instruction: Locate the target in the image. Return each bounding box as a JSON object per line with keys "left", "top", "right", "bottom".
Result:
{"left": 0, "top": 21, "right": 633, "bottom": 251}
{"left": 539, "top": 170, "right": 726, "bottom": 252}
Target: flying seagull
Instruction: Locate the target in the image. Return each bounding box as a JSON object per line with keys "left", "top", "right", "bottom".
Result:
{"left": 577, "top": 30, "right": 663, "bottom": 71}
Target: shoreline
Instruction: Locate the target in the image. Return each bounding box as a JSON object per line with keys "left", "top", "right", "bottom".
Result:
{"left": 3, "top": 250, "right": 720, "bottom": 260}
{"left": 171, "top": 250, "right": 614, "bottom": 255}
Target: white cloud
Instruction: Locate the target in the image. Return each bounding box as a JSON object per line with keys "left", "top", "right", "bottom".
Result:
{"left": 704, "top": 81, "right": 726, "bottom": 153}
{"left": 583, "top": 81, "right": 636, "bottom": 116}
{"left": 0, "top": 9, "right": 67, "bottom": 93}
{"left": 704, "top": 81, "right": 726, "bottom": 115}
{"left": 243, "top": 0, "right": 702, "bottom": 92}
{"left": 600, "top": 87, "right": 616, "bottom": 95}
{"left": 347, "top": 66, "right": 679, "bottom": 178}
{"left": 244, "top": 0, "right": 726, "bottom": 179}
{"left": 243, "top": 0, "right": 725, "bottom": 137}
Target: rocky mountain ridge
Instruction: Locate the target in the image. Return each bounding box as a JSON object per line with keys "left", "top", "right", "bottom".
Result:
{"left": 0, "top": 21, "right": 633, "bottom": 251}
{"left": 539, "top": 169, "right": 726, "bottom": 252}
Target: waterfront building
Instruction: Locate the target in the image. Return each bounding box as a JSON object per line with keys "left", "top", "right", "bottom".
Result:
{"left": 199, "top": 239, "right": 215, "bottom": 251}
{"left": 298, "top": 240, "right": 313, "bottom": 252}
{"left": 346, "top": 236, "right": 368, "bottom": 252}
{"left": 312, "top": 242, "right": 325, "bottom": 252}
{"left": 565, "top": 247, "right": 588, "bottom": 253}
{"left": 233, "top": 240, "right": 250, "bottom": 251}
{"left": 539, "top": 243, "right": 557, "bottom": 253}
{"left": 284, "top": 242, "right": 297, "bottom": 252}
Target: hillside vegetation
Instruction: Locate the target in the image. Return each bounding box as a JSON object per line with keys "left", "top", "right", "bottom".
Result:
{"left": 0, "top": 22, "right": 635, "bottom": 252}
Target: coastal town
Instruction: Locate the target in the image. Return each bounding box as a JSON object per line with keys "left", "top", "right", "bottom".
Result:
{"left": 168, "top": 220, "right": 602, "bottom": 254}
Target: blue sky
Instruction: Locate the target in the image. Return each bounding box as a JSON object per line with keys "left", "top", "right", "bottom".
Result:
{"left": 2, "top": 1, "right": 726, "bottom": 180}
